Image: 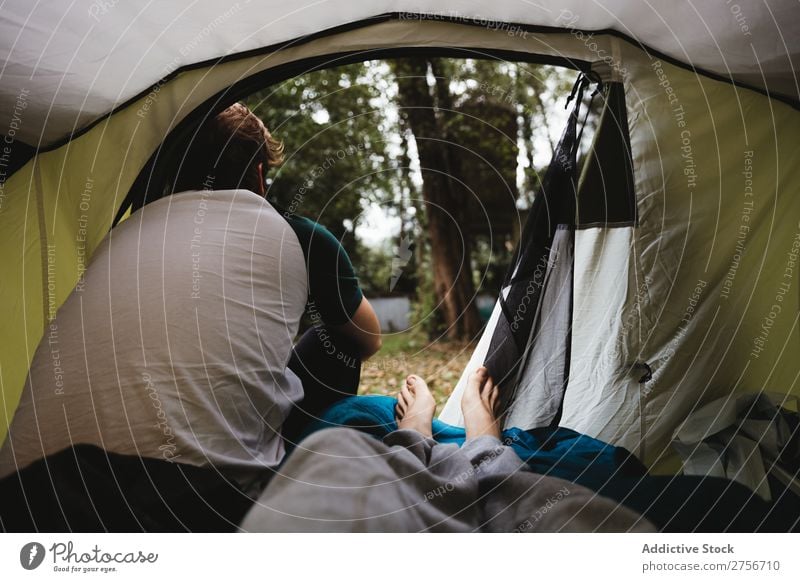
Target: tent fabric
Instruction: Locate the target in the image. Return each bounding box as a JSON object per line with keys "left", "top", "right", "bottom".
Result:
{"left": 611, "top": 46, "right": 800, "bottom": 469}
{"left": 503, "top": 226, "right": 574, "bottom": 430}
{"left": 672, "top": 392, "right": 800, "bottom": 501}
{"left": 1, "top": 1, "right": 798, "bottom": 146}
{"left": 0, "top": 8, "right": 797, "bottom": 476}
{"left": 445, "top": 75, "right": 589, "bottom": 431}
{"left": 576, "top": 81, "right": 637, "bottom": 226}
{"left": 561, "top": 227, "right": 642, "bottom": 451}
{"left": 444, "top": 42, "right": 800, "bottom": 469}
{"left": 480, "top": 74, "right": 584, "bottom": 398}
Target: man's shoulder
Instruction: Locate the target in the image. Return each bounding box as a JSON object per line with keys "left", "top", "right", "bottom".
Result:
{"left": 169, "top": 188, "right": 290, "bottom": 220}
{"left": 171, "top": 188, "right": 266, "bottom": 205}
{"left": 282, "top": 214, "right": 346, "bottom": 259}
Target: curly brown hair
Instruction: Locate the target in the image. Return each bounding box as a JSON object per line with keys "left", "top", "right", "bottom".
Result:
{"left": 174, "top": 102, "right": 284, "bottom": 194}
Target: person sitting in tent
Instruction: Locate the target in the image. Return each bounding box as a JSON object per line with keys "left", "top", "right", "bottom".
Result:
{"left": 0, "top": 102, "right": 381, "bottom": 493}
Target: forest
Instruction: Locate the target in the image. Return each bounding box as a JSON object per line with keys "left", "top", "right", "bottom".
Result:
{"left": 247, "top": 57, "right": 588, "bottom": 346}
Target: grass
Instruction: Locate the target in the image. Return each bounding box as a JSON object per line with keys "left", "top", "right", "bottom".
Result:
{"left": 358, "top": 329, "right": 476, "bottom": 410}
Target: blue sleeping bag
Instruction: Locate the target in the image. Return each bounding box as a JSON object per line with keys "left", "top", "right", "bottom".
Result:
{"left": 297, "top": 394, "right": 645, "bottom": 487}
{"left": 294, "top": 395, "right": 795, "bottom": 532}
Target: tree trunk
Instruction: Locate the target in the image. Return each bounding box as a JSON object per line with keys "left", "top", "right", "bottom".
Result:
{"left": 392, "top": 58, "right": 481, "bottom": 341}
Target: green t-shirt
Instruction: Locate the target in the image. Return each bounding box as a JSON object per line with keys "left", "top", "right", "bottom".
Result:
{"left": 281, "top": 212, "right": 363, "bottom": 326}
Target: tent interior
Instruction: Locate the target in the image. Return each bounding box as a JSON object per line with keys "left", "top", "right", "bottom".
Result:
{"left": 0, "top": 1, "right": 798, "bottom": 529}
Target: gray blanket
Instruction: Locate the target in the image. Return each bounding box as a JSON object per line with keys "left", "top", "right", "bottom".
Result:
{"left": 240, "top": 428, "right": 655, "bottom": 532}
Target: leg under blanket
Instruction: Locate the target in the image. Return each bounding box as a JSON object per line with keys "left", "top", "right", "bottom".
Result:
{"left": 240, "top": 427, "right": 654, "bottom": 532}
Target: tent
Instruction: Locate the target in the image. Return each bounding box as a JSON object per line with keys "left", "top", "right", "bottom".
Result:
{"left": 1, "top": 1, "right": 798, "bottom": 475}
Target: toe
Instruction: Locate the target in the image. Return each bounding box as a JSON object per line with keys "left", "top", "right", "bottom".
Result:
{"left": 407, "top": 374, "right": 428, "bottom": 393}
{"left": 481, "top": 375, "right": 495, "bottom": 398}
{"left": 465, "top": 368, "right": 485, "bottom": 397}
{"left": 472, "top": 366, "right": 488, "bottom": 384}
{"left": 488, "top": 385, "right": 500, "bottom": 410}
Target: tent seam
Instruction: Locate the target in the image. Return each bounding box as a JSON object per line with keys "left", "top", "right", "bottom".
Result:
{"left": 34, "top": 161, "right": 49, "bottom": 329}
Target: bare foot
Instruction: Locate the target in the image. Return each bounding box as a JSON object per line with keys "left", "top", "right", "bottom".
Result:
{"left": 395, "top": 374, "right": 436, "bottom": 438}
{"left": 461, "top": 366, "right": 502, "bottom": 440}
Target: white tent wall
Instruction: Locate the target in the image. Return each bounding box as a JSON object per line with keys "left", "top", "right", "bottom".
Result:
{"left": 560, "top": 227, "right": 639, "bottom": 452}
{"left": 0, "top": 7, "right": 797, "bottom": 472}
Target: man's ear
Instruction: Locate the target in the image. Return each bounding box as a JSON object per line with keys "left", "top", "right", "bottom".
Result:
{"left": 256, "top": 162, "right": 266, "bottom": 196}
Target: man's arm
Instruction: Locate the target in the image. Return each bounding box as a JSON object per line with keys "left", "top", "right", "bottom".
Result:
{"left": 329, "top": 296, "right": 382, "bottom": 359}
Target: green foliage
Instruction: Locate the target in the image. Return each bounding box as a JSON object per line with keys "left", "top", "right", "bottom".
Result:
{"left": 246, "top": 62, "right": 401, "bottom": 254}
{"left": 246, "top": 58, "right": 582, "bottom": 322}
{"left": 472, "top": 236, "right": 512, "bottom": 295}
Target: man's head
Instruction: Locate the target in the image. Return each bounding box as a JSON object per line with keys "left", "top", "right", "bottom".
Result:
{"left": 174, "top": 102, "right": 284, "bottom": 195}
